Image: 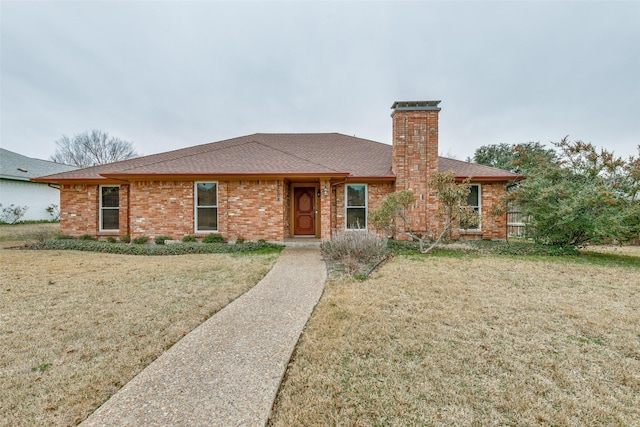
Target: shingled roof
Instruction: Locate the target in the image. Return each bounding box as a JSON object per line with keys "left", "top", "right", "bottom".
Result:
{"left": 1, "top": 148, "right": 77, "bottom": 181}
{"left": 32, "top": 133, "right": 521, "bottom": 183}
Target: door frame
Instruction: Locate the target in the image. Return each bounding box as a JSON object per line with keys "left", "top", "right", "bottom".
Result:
{"left": 290, "top": 183, "right": 319, "bottom": 237}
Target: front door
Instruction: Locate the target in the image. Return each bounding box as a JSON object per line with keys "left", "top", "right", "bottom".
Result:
{"left": 294, "top": 187, "right": 316, "bottom": 236}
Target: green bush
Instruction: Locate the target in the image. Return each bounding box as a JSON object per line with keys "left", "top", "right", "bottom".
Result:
{"left": 154, "top": 236, "right": 172, "bottom": 245}
{"left": 235, "top": 238, "right": 245, "bottom": 244}
{"left": 79, "top": 234, "right": 97, "bottom": 241}
{"left": 132, "top": 236, "right": 149, "bottom": 245}
{"left": 56, "top": 234, "right": 76, "bottom": 240}
{"left": 24, "top": 239, "right": 284, "bottom": 255}
{"left": 182, "top": 235, "right": 197, "bottom": 243}
{"left": 106, "top": 236, "right": 117, "bottom": 243}
{"left": 203, "top": 234, "right": 225, "bottom": 244}
{"left": 120, "top": 235, "right": 131, "bottom": 244}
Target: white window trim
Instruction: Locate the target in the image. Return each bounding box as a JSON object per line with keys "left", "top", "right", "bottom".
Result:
{"left": 345, "top": 183, "right": 368, "bottom": 230}
{"left": 194, "top": 181, "right": 219, "bottom": 233}
{"left": 99, "top": 185, "right": 120, "bottom": 232}
{"left": 461, "top": 184, "right": 482, "bottom": 231}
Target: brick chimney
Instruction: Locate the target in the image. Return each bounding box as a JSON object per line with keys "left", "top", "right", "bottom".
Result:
{"left": 391, "top": 100, "right": 441, "bottom": 234}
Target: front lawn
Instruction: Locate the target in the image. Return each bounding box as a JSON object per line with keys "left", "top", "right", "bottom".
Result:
{"left": 0, "top": 250, "right": 279, "bottom": 426}
{"left": 269, "top": 251, "right": 640, "bottom": 425}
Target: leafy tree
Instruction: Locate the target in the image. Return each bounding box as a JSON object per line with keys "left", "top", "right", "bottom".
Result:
{"left": 473, "top": 141, "right": 557, "bottom": 174}
{"left": 509, "top": 137, "right": 639, "bottom": 247}
{"left": 50, "top": 130, "right": 138, "bottom": 168}
{"left": 370, "top": 171, "right": 479, "bottom": 253}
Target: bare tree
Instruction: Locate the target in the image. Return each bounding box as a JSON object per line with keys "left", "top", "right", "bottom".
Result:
{"left": 50, "top": 130, "right": 138, "bottom": 167}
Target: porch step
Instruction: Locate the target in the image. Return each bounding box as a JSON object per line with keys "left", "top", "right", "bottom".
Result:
{"left": 282, "top": 238, "right": 321, "bottom": 247}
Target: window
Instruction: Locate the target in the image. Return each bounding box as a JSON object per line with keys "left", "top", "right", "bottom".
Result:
{"left": 195, "top": 182, "right": 218, "bottom": 232}
{"left": 461, "top": 184, "right": 481, "bottom": 230}
{"left": 100, "top": 186, "right": 119, "bottom": 231}
{"left": 345, "top": 184, "right": 367, "bottom": 230}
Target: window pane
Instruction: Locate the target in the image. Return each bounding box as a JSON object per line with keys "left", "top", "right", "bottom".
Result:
{"left": 197, "top": 183, "right": 217, "bottom": 206}
{"left": 197, "top": 207, "right": 218, "bottom": 230}
{"left": 102, "top": 209, "right": 119, "bottom": 230}
{"left": 346, "top": 208, "right": 366, "bottom": 229}
{"left": 102, "top": 187, "right": 119, "bottom": 208}
{"left": 467, "top": 186, "right": 479, "bottom": 207}
{"left": 347, "top": 185, "right": 366, "bottom": 207}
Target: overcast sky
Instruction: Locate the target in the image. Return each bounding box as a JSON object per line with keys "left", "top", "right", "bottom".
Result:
{"left": 1, "top": 1, "right": 639, "bottom": 164}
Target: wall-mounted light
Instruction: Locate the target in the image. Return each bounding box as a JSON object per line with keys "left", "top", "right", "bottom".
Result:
{"left": 323, "top": 186, "right": 328, "bottom": 196}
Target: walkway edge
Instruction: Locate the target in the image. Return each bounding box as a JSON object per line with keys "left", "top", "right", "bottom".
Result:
{"left": 81, "top": 246, "right": 327, "bottom": 427}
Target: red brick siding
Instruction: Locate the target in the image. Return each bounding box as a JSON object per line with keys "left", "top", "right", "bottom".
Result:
{"left": 118, "top": 185, "right": 130, "bottom": 237}
{"left": 60, "top": 184, "right": 98, "bottom": 236}
{"left": 60, "top": 184, "right": 130, "bottom": 238}
{"left": 58, "top": 178, "right": 508, "bottom": 242}
{"left": 129, "top": 181, "right": 194, "bottom": 239}
{"left": 331, "top": 182, "right": 394, "bottom": 237}
{"left": 392, "top": 109, "right": 440, "bottom": 234}
{"left": 282, "top": 180, "right": 291, "bottom": 239}
{"left": 226, "top": 180, "right": 285, "bottom": 242}
{"left": 319, "top": 179, "right": 332, "bottom": 240}
{"left": 450, "top": 182, "right": 508, "bottom": 241}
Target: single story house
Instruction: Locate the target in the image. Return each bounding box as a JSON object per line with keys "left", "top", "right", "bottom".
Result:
{"left": 0, "top": 148, "right": 77, "bottom": 221}
{"left": 33, "top": 101, "right": 521, "bottom": 242}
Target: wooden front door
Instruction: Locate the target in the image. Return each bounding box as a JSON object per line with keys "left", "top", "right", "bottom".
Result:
{"left": 294, "top": 187, "right": 316, "bottom": 236}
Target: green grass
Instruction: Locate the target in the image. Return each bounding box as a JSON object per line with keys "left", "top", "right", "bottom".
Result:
{"left": 385, "top": 239, "right": 640, "bottom": 269}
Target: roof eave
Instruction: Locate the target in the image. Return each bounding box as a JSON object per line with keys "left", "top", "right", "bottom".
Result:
{"left": 99, "top": 172, "right": 352, "bottom": 181}
{"left": 454, "top": 175, "right": 525, "bottom": 182}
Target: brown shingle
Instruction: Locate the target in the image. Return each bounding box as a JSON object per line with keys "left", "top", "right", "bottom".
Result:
{"left": 439, "top": 157, "right": 522, "bottom": 181}
{"left": 33, "top": 133, "right": 520, "bottom": 182}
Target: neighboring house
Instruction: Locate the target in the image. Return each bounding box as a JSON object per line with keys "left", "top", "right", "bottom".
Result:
{"left": 33, "top": 101, "right": 522, "bottom": 241}
{"left": 0, "top": 148, "right": 77, "bottom": 221}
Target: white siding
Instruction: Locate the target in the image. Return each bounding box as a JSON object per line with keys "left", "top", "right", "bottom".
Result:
{"left": 0, "top": 180, "right": 61, "bottom": 221}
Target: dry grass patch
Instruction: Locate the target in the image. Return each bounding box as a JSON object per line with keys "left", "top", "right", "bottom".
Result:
{"left": 0, "top": 249, "right": 278, "bottom": 426}
{"left": 0, "top": 223, "right": 59, "bottom": 248}
{"left": 270, "top": 254, "right": 640, "bottom": 426}
{"left": 583, "top": 244, "right": 640, "bottom": 257}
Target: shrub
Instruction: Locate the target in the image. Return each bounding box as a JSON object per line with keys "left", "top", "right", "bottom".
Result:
{"left": 25, "top": 239, "right": 284, "bottom": 255}
{"left": 235, "top": 238, "right": 245, "bottom": 245}
{"left": 154, "top": 236, "right": 172, "bottom": 245}
{"left": 0, "top": 204, "right": 29, "bottom": 224}
{"left": 46, "top": 204, "right": 60, "bottom": 221}
{"left": 106, "top": 236, "right": 117, "bottom": 243}
{"left": 56, "top": 234, "right": 76, "bottom": 240}
{"left": 132, "top": 236, "right": 149, "bottom": 245}
{"left": 182, "top": 235, "right": 197, "bottom": 243}
{"left": 79, "top": 234, "right": 97, "bottom": 241}
{"left": 120, "top": 235, "right": 131, "bottom": 243}
{"left": 321, "top": 231, "right": 388, "bottom": 275}
{"left": 202, "top": 234, "right": 225, "bottom": 244}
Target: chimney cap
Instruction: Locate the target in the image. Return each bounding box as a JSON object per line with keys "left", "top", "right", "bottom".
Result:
{"left": 391, "top": 100, "right": 441, "bottom": 111}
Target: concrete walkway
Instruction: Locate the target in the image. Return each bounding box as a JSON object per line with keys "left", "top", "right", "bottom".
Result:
{"left": 81, "top": 246, "right": 326, "bottom": 427}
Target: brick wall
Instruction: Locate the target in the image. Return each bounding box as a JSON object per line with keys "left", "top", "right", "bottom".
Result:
{"left": 60, "top": 180, "right": 289, "bottom": 241}
{"left": 60, "top": 184, "right": 99, "bottom": 236}
{"left": 58, "top": 178, "right": 507, "bottom": 242}
{"left": 60, "top": 184, "right": 131, "bottom": 237}
{"left": 331, "top": 181, "right": 394, "bottom": 237}
{"left": 391, "top": 106, "right": 440, "bottom": 235}
{"left": 226, "top": 179, "right": 285, "bottom": 241}
{"left": 129, "top": 181, "right": 194, "bottom": 239}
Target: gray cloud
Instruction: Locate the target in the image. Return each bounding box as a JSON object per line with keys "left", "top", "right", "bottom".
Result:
{"left": 2, "top": 1, "right": 638, "bottom": 161}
